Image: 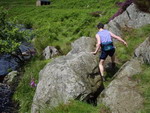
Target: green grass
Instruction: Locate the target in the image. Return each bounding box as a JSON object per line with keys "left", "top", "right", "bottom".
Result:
{"left": 0, "top": 0, "right": 124, "bottom": 54}
{"left": 13, "top": 57, "right": 50, "bottom": 113}
{"left": 2, "top": 0, "right": 150, "bottom": 113}
{"left": 132, "top": 64, "right": 150, "bottom": 113}
{"left": 116, "top": 25, "right": 150, "bottom": 63}
{"left": 4, "top": 0, "right": 125, "bottom": 112}
{"left": 41, "top": 100, "right": 110, "bottom": 113}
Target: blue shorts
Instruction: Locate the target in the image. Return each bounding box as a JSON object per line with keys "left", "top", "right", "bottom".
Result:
{"left": 100, "top": 48, "right": 115, "bottom": 60}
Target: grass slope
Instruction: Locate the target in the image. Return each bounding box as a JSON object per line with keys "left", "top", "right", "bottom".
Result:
{"left": 41, "top": 100, "right": 111, "bottom": 113}
{"left": 1, "top": 0, "right": 124, "bottom": 54}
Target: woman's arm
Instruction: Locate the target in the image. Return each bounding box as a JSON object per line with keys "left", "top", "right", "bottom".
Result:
{"left": 91, "top": 34, "right": 101, "bottom": 54}
{"left": 110, "top": 32, "right": 128, "bottom": 46}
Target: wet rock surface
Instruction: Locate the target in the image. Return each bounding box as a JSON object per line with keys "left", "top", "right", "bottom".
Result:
{"left": 0, "top": 43, "right": 35, "bottom": 79}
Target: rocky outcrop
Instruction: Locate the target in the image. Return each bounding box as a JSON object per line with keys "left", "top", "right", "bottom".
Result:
{"left": 135, "top": 37, "right": 150, "bottom": 64}
{"left": 67, "top": 36, "right": 96, "bottom": 55}
{"left": 96, "top": 2, "right": 150, "bottom": 111}
{"left": 31, "top": 37, "right": 103, "bottom": 113}
{"left": 31, "top": 3, "right": 150, "bottom": 113}
{"left": 97, "top": 3, "right": 150, "bottom": 111}
{"left": 105, "top": 3, "right": 150, "bottom": 36}
{"left": 97, "top": 58, "right": 143, "bottom": 113}
{"left": 97, "top": 36, "right": 150, "bottom": 113}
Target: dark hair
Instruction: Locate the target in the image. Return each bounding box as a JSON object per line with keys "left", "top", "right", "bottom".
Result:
{"left": 97, "top": 23, "right": 104, "bottom": 29}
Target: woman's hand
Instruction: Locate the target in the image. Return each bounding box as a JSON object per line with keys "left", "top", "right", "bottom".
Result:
{"left": 91, "top": 51, "right": 97, "bottom": 55}
{"left": 123, "top": 41, "right": 128, "bottom": 47}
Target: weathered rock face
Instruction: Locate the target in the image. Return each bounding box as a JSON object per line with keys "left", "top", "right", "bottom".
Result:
{"left": 67, "top": 36, "right": 95, "bottom": 55}
{"left": 31, "top": 37, "right": 103, "bottom": 113}
{"left": 97, "top": 3, "right": 150, "bottom": 112}
{"left": 135, "top": 37, "right": 150, "bottom": 64}
{"left": 43, "top": 46, "right": 59, "bottom": 59}
{"left": 105, "top": 3, "right": 150, "bottom": 36}
{"left": 97, "top": 38, "right": 150, "bottom": 113}
{"left": 97, "top": 58, "right": 143, "bottom": 113}
{"left": 3, "top": 71, "right": 18, "bottom": 86}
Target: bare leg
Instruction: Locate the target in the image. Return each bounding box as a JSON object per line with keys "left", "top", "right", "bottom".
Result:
{"left": 111, "top": 54, "right": 115, "bottom": 63}
{"left": 99, "top": 59, "right": 105, "bottom": 76}
{"left": 111, "top": 54, "right": 116, "bottom": 68}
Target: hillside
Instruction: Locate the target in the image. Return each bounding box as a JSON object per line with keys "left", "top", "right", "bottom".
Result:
{"left": 0, "top": 0, "right": 150, "bottom": 113}
{"left": 1, "top": 0, "right": 125, "bottom": 54}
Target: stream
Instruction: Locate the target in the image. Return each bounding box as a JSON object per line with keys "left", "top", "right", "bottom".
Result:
{"left": 0, "top": 25, "right": 36, "bottom": 113}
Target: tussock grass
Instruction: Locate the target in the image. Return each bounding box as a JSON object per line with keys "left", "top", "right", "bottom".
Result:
{"left": 2, "top": 0, "right": 124, "bottom": 55}
{"left": 132, "top": 64, "right": 150, "bottom": 113}
{"left": 41, "top": 100, "right": 111, "bottom": 113}
{"left": 116, "top": 24, "right": 150, "bottom": 63}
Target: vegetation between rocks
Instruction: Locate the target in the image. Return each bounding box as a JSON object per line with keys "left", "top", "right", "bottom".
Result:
{"left": 132, "top": 64, "right": 150, "bottom": 113}
{"left": 41, "top": 100, "right": 111, "bottom": 113}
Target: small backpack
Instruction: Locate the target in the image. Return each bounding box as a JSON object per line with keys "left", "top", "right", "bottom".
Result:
{"left": 101, "top": 42, "right": 114, "bottom": 51}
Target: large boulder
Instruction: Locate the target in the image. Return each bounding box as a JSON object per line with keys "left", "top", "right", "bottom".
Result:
{"left": 105, "top": 3, "right": 150, "bottom": 36}
{"left": 31, "top": 37, "right": 103, "bottom": 113}
{"left": 134, "top": 37, "right": 150, "bottom": 64}
{"left": 67, "top": 36, "right": 96, "bottom": 55}
{"left": 97, "top": 58, "right": 143, "bottom": 113}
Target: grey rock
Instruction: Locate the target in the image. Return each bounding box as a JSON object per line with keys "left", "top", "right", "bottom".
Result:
{"left": 31, "top": 37, "right": 102, "bottom": 113}
{"left": 135, "top": 37, "right": 150, "bottom": 64}
{"left": 96, "top": 3, "right": 150, "bottom": 113}
{"left": 67, "top": 36, "right": 96, "bottom": 55}
{"left": 97, "top": 58, "right": 143, "bottom": 113}
{"left": 125, "top": 4, "right": 150, "bottom": 28}
{"left": 105, "top": 20, "right": 122, "bottom": 37}
{"left": 3, "top": 71, "right": 18, "bottom": 85}
{"left": 106, "top": 3, "right": 150, "bottom": 35}
{"left": 43, "top": 46, "right": 59, "bottom": 59}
